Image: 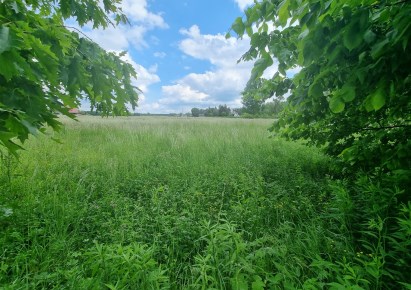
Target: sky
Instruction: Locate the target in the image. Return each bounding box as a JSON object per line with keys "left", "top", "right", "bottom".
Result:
{"left": 79, "top": 0, "right": 257, "bottom": 113}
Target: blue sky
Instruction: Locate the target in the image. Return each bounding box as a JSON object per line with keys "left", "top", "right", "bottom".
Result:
{"left": 80, "top": 0, "right": 258, "bottom": 113}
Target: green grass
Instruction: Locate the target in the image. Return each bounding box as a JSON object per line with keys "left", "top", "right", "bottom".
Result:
{"left": 0, "top": 116, "right": 353, "bottom": 289}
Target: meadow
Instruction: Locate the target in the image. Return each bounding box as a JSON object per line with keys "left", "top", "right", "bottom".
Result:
{"left": 0, "top": 116, "right": 355, "bottom": 289}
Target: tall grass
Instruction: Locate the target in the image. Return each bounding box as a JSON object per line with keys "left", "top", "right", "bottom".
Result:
{"left": 1, "top": 116, "right": 353, "bottom": 289}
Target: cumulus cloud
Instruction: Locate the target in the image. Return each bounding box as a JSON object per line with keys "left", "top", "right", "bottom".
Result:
{"left": 149, "top": 24, "right": 285, "bottom": 113}
{"left": 234, "top": 0, "right": 255, "bottom": 10}
{"left": 82, "top": 25, "right": 146, "bottom": 51}
{"left": 155, "top": 25, "right": 254, "bottom": 112}
{"left": 162, "top": 84, "right": 209, "bottom": 103}
{"left": 75, "top": 0, "right": 167, "bottom": 51}
{"left": 179, "top": 25, "right": 250, "bottom": 68}
{"left": 121, "top": 0, "right": 168, "bottom": 28}
{"left": 83, "top": 25, "right": 147, "bottom": 51}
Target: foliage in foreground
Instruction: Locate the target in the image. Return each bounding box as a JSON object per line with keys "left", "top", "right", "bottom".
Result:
{"left": 0, "top": 0, "right": 139, "bottom": 154}
{"left": 232, "top": 0, "right": 410, "bottom": 174}
{"left": 230, "top": 0, "right": 411, "bottom": 288}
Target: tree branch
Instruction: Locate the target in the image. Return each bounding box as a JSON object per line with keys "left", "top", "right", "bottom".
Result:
{"left": 62, "top": 25, "right": 95, "bottom": 43}
{"left": 360, "top": 124, "right": 411, "bottom": 131}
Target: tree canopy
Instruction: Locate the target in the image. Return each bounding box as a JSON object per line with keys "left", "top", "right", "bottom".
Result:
{"left": 191, "top": 107, "right": 200, "bottom": 117}
{"left": 241, "top": 78, "right": 286, "bottom": 116}
{"left": 230, "top": 1, "right": 411, "bottom": 287}
{"left": 241, "top": 79, "right": 267, "bottom": 115}
{"left": 231, "top": 0, "right": 410, "bottom": 177}
{"left": 0, "top": 0, "right": 139, "bottom": 154}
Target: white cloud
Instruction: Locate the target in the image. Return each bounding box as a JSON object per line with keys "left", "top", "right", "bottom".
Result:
{"left": 154, "top": 51, "right": 167, "bottom": 58}
{"left": 83, "top": 25, "right": 149, "bottom": 51}
{"left": 154, "top": 25, "right": 255, "bottom": 112}
{"left": 84, "top": 26, "right": 129, "bottom": 51}
{"left": 127, "top": 26, "right": 150, "bottom": 49}
{"left": 148, "top": 64, "right": 158, "bottom": 74}
{"left": 234, "top": 0, "right": 255, "bottom": 10}
{"left": 144, "top": 65, "right": 248, "bottom": 112}
{"left": 162, "top": 84, "right": 209, "bottom": 103}
{"left": 121, "top": 0, "right": 168, "bottom": 28}
{"left": 73, "top": 0, "right": 167, "bottom": 51}
{"left": 179, "top": 25, "right": 250, "bottom": 68}
{"left": 145, "top": 24, "right": 284, "bottom": 113}
{"left": 180, "top": 68, "right": 250, "bottom": 102}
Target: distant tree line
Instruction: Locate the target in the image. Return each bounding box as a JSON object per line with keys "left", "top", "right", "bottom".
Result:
{"left": 191, "top": 79, "right": 286, "bottom": 118}
{"left": 191, "top": 105, "right": 232, "bottom": 117}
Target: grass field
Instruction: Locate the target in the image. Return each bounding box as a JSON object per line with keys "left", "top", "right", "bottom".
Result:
{"left": 0, "top": 116, "right": 353, "bottom": 289}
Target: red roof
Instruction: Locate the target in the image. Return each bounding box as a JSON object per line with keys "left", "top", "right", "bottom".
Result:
{"left": 69, "top": 108, "right": 80, "bottom": 114}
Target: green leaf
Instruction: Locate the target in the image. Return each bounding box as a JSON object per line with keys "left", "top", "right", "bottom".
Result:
{"left": 0, "top": 132, "right": 24, "bottom": 156}
{"left": 252, "top": 275, "right": 265, "bottom": 290}
{"left": 339, "top": 84, "right": 356, "bottom": 102}
{"left": 262, "top": 22, "right": 268, "bottom": 33}
{"left": 231, "top": 274, "right": 248, "bottom": 290}
{"left": 251, "top": 53, "right": 273, "bottom": 80}
{"left": 368, "top": 86, "right": 386, "bottom": 111}
{"left": 0, "top": 26, "right": 10, "bottom": 54}
{"left": 21, "top": 120, "right": 39, "bottom": 136}
{"left": 329, "top": 96, "right": 345, "bottom": 113}
{"left": 247, "top": 7, "right": 260, "bottom": 23}
{"left": 278, "top": 0, "right": 290, "bottom": 27}
{"left": 246, "top": 26, "right": 253, "bottom": 37}
{"left": 370, "top": 39, "right": 389, "bottom": 59}
{"left": 364, "top": 29, "right": 376, "bottom": 43}
{"left": 302, "top": 40, "right": 318, "bottom": 65}
{"left": 308, "top": 82, "right": 323, "bottom": 98}
{"left": 343, "top": 21, "right": 363, "bottom": 51}
{"left": 0, "top": 52, "right": 18, "bottom": 81}
{"left": 232, "top": 17, "right": 245, "bottom": 36}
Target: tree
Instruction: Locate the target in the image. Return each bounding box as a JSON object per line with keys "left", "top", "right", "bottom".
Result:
{"left": 241, "top": 77, "right": 288, "bottom": 116}
{"left": 191, "top": 107, "right": 200, "bottom": 117}
{"left": 230, "top": 0, "right": 411, "bottom": 178}
{"left": 241, "top": 78, "right": 268, "bottom": 115}
{"left": 232, "top": 108, "right": 242, "bottom": 116}
{"left": 217, "top": 104, "right": 231, "bottom": 117}
{"left": 204, "top": 107, "right": 218, "bottom": 117}
{"left": 231, "top": 0, "right": 410, "bottom": 175}
{"left": 230, "top": 0, "right": 411, "bottom": 287}
{"left": 0, "top": 0, "right": 139, "bottom": 154}
{"left": 261, "top": 99, "right": 285, "bottom": 117}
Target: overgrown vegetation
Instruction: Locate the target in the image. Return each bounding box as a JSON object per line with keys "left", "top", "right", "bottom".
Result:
{"left": 0, "top": 116, "right": 358, "bottom": 289}
{"left": 229, "top": 0, "right": 411, "bottom": 288}
{"left": 1, "top": 0, "right": 410, "bottom": 288}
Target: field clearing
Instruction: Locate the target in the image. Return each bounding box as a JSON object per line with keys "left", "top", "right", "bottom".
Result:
{"left": 0, "top": 116, "right": 349, "bottom": 289}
